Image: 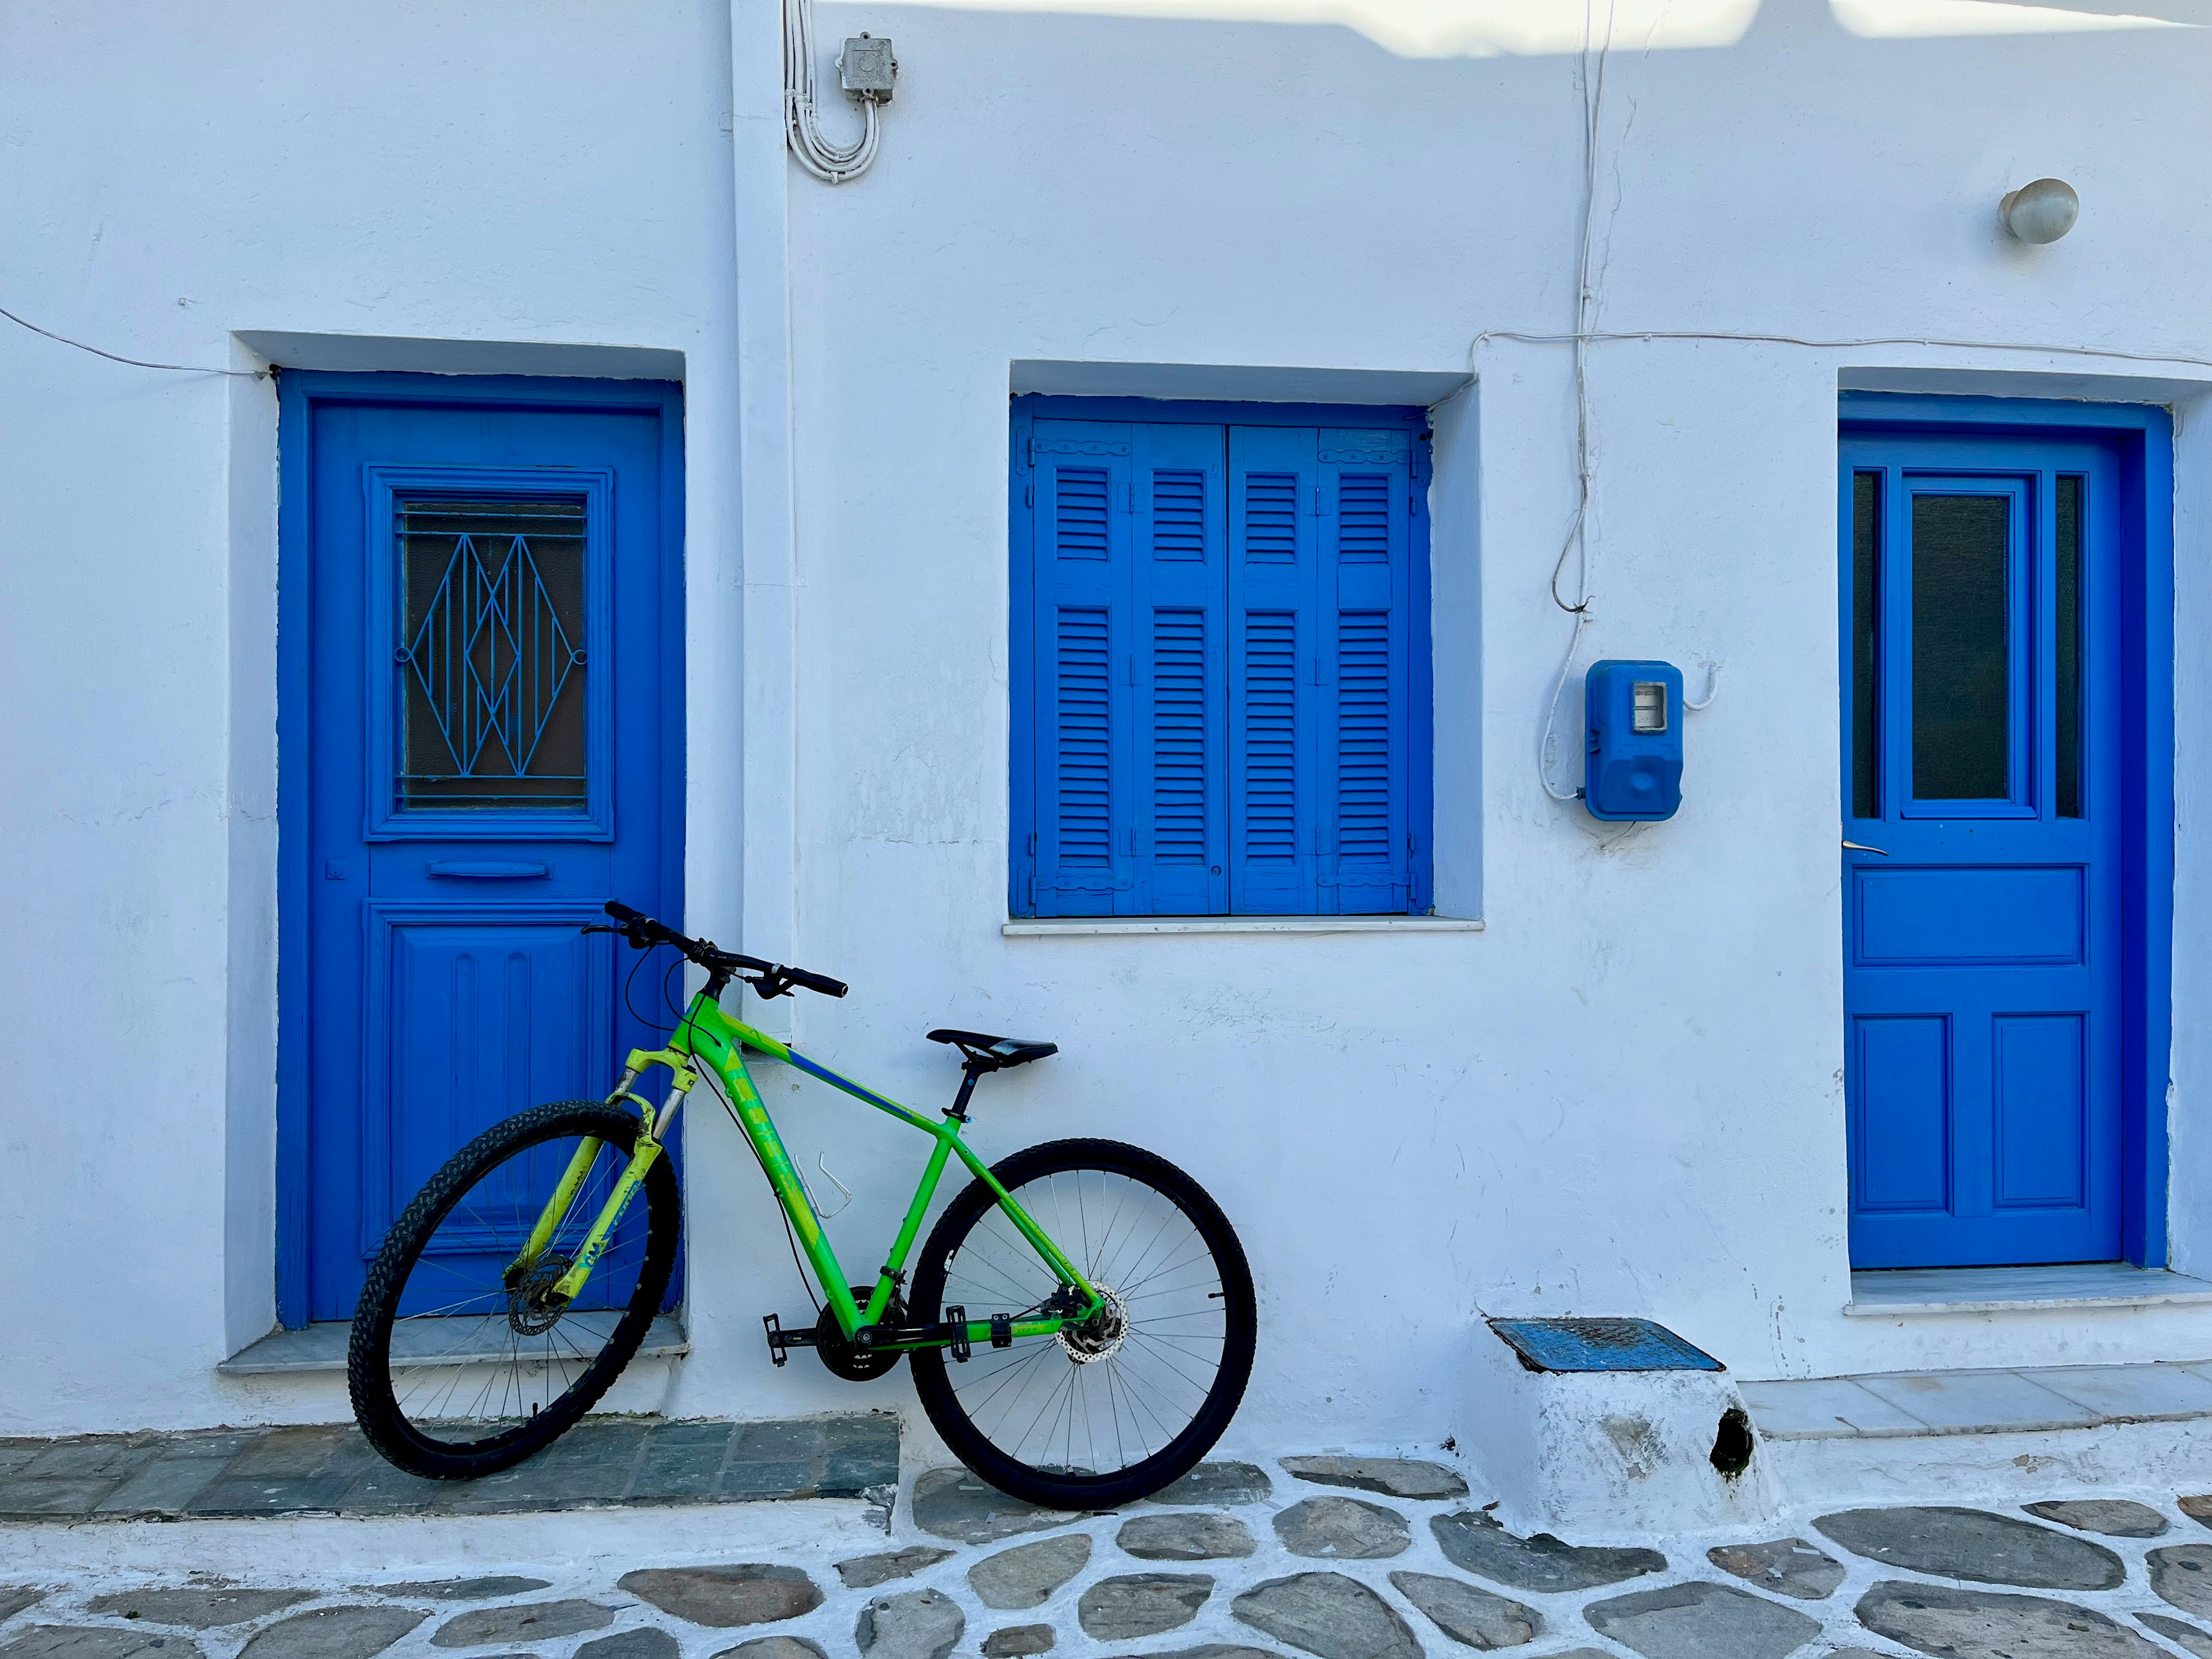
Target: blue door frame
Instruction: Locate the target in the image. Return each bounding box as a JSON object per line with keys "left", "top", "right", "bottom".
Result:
{"left": 1838, "top": 392, "right": 2172, "bottom": 1268}
{"left": 275, "top": 372, "right": 685, "bottom": 1328}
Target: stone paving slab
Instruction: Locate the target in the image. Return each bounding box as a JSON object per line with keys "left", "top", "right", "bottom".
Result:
{"left": 1705, "top": 1536, "right": 1845, "bottom": 1600}
{"left": 83, "top": 1595, "right": 311, "bottom": 1632}
{"left": 2025, "top": 1498, "right": 2171, "bottom": 1538}
{"left": 1855, "top": 1580, "right": 2166, "bottom": 1657}
{"left": 1278, "top": 1457, "right": 1466, "bottom": 1501}
{"left": 1584, "top": 1580, "right": 1822, "bottom": 1658}
{"left": 0, "top": 1418, "right": 896, "bottom": 1522}
{"left": 1815, "top": 1504, "right": 2125, "bottom": 1591}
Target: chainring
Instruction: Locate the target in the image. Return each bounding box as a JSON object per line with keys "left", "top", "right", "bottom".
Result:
{"left": 817, "top": 1287, "right": 907, "bottom": 1381}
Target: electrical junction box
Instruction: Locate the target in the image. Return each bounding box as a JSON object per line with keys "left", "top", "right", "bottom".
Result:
{"left": 839, "top": 34, "right": 897, "bottom": 100}
{"left": 1584, "top": 660, "right": 1683, "bottom": 821}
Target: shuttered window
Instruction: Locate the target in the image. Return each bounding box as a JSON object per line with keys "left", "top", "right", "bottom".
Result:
{"left": 1010, "top": 400, "right": 1431, "bottom": 918}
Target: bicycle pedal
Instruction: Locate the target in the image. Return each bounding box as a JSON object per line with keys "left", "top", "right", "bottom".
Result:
{"left": 946, "top": 1304, "right": 971, "bottom": 1362}
{"left": 763, "top": 1312, "right": 820, "bottom": 1366}
{"left": 990, "top": 1313, "right": 1013, "bottom": 1349}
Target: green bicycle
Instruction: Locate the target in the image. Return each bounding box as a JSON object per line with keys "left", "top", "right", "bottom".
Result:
{"left": 347, "top": 901, "right": 1257, "bottom": 1509}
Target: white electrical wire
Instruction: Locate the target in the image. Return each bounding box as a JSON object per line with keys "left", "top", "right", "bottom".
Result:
{"left": 1533, "top": 1, "right": 1618, "bottom": 803}
{"left": 1476, "top": 325, "right": 2212, "bottom": 376}
{"left": 783, "top": 0, "right": 882, "bottom": 184}
{"left": 1683, "top": 661, "right": 1721, "bottom": 712}
{"left": 0, "top": 301, "right": 263, "bottom": 378}
{"left": 1507, "top": 7, "right": 2212, "bottom": 805}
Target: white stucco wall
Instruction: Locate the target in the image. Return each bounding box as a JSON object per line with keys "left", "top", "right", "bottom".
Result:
{"left": 7, "top": 0, "right": 2212, "bottom": 1449}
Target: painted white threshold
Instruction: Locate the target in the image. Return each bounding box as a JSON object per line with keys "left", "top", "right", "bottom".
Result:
{"left": 1003, "top": 916, "right": 1485, "bottom": 937}
{"left": 217, "top": 1313, "right": 690, "bottom": 1374}
{"left": 1844, "top": 1262, "right": 2212, "bottom": 1317}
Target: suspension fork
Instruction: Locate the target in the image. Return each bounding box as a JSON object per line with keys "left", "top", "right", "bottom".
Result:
{"left": 508, "top": 1066, "right": 693, "bottom": 1302}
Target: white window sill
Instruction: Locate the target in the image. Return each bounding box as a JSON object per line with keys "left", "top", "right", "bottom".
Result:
{"left": 1002, "top": 916, "right": 1484, "bottom": 937}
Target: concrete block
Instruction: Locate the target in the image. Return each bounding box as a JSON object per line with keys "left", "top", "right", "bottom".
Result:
{"left": 1460, "top": 1320, "right": 1781, "bottom": 1537}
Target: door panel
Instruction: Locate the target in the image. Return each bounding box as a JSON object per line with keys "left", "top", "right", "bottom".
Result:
{"left": 1840, "top": 429, "right": 2123, "bottom": 1267}
{"left": 294, "top": 382, "right": 680, "bottom": 1323}
{"left": 1851, "top": 1015, "right": 1949, "bottom": 1212}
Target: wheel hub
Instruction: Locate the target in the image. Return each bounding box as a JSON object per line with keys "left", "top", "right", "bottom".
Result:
{"left": 1056, "top": 1286, "right": 1130, "bottom": 1363}
{"left": 509, "top": 1255, "right": 573, "bottom": 1336}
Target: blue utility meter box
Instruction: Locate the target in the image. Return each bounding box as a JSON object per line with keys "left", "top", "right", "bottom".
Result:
{"left": 1585, "top": 660, "right": 1684, "bottom": 821}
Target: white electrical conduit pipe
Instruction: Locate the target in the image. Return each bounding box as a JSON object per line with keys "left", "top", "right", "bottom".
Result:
{"left": 784, "top": 0, "right": 882, "bottom": 184}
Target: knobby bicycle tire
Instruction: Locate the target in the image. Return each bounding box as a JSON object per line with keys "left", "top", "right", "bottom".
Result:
{"left": 348, "top": 1099, "right": 680, "bottom": 1480}
{"left": 909, "top": 1137, "right": 1257, "bottom": 1509}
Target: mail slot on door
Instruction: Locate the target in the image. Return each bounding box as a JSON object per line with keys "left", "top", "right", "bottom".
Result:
{"left": 1584, "top": 660, "right": 1684, "bottom": 821}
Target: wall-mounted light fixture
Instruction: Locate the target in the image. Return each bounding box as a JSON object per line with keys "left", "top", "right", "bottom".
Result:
{"left": 2001, "top": 178, "right": 2080, "bottom": 244}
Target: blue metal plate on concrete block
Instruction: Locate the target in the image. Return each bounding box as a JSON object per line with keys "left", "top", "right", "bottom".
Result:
{"left": 1489, "top": 1317, "right": 1724, "bottom": 1373}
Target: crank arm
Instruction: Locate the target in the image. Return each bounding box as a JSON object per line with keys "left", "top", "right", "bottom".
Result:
{"left": 763, "top": 1312, "right": 821, "bottom": 1368}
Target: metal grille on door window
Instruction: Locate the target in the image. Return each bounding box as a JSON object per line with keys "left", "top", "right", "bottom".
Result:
{"left": 396, "top": 498, "right": 589, "bottom": 811}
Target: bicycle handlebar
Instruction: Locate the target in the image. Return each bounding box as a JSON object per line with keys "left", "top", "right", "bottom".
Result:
{"left": 595, "top": 901, "right": 848, "bottom": 999}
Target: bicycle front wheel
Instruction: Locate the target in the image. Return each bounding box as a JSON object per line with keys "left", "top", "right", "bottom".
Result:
{"left": 908, "top": 1138, "right": 1256, "bottom": 1509}
{"left": 347, "top": 1100, "right": 679, "bottom": 1479}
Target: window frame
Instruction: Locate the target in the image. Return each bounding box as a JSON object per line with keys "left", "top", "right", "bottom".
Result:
{"left": 1009, "top": 395, "right": 1434, "bottom": 919}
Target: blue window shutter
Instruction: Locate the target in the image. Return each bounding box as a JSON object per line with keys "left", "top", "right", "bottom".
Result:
{"left": 1227, "top": 426, "right": 1323, "bottom": 914}
{"left": 1319, "top": 429, "right": 1414, "bottom": 913}
{"left": 1029, "top": 421, "right": 1135, "bottom": 917}
{"left": 1131, "top": 425, "right": 1228, "bottom": 915}
{"left": 1014, "top": 402, "right": 1429, "bottom": 921}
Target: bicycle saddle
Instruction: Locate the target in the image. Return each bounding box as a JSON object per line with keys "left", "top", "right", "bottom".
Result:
{"left": 927, "top": 1028, "right": 1059, "bottom": 1071}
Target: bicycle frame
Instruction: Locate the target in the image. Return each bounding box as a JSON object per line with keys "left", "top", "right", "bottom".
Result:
{"left": 513, "top": 990, "right": 1102, "bottom": 1352}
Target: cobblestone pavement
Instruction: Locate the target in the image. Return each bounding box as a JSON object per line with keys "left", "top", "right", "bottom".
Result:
{"left": 14, "top": 1452, "right": 2212, "bottom": 1656}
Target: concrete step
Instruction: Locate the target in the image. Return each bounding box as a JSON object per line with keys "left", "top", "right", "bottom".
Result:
{"left": 1845, "top": 1262, "right": 2212, "bottom": 1317}
{"left": 1743, "top": 1360, "right": 2212, "bottom": 1506}
{"left": 0, "top": 1413, "right": 898, "bottom": 1524}
{"left": 217, "top": 1315, "right": 691, "bottom": 1374}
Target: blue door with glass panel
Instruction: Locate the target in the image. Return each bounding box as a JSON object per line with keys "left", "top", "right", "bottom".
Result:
{"left": 1840, "top": 426, "right": 2123, "bottom": 1267}
{"left": 281, "top": 374, "right": 682, "bottom": 1324}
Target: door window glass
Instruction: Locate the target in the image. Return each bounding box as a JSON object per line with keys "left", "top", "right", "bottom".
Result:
{"left": 1911, "top": 493, "right": 2010, "bottom": 801}
{"left": 396, "top": 498, "right": 589, "bottom": 812}
{"left": 2056, "top": 475, "right": 2084, "bottom": 818}
{"left": 1852, "top": 471, "right": 1880, "bottom": 819}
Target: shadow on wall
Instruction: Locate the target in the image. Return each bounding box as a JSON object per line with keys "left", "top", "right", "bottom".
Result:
{"left": 857, "top": 0, "right": 2202, "bottom": 59}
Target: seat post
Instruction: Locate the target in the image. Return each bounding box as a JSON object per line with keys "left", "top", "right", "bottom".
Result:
{"left": 945, "top": 1062, "right": 986, "bottom": 1123}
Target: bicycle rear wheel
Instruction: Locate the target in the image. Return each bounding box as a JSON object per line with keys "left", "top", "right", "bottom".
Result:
{"left": 347, "top": 1100, "right": 680, "bottom": 1479}
{"left": 908, "top": 1138, "right": 1256, "bottom": 1509}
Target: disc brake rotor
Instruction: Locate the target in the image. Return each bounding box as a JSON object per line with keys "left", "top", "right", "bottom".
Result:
{"left": 508, "top": 1255, "right": 573, "bottom": 1336}
{"left": 1055, "top": 1286, "right": 1130, "bottom": 1363}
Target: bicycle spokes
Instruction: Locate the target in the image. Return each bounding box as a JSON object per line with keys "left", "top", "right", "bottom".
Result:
{"left": 382, "top": 1131, "right": 650, "bottom": 1446}
{"left": 939, "top": 1167, "right": 1230, "bottom": 1478}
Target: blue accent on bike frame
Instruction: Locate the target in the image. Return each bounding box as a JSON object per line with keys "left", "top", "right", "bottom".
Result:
{"left": 781, "top": 1050, "right": 937, "bottom": 1130}
{"left": 1838, "top": 393, "right": 2170, "bottom": 1270}
{"left": 276, "top": 372, "right": 685, "bottom": 1328}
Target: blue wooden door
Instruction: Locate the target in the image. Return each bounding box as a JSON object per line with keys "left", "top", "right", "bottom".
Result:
{"left": 1840, "top": 428, "right": 2123, "bottom": 1267}
{"left": 287, "top": 376, "right": 681, "bottom": 1323}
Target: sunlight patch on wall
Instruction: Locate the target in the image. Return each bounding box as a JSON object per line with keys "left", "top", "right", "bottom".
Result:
{"left": 1832, "top": 0, "right": 2190, "bottom": 36}
{"left": 863, "top": 0, "right": 1761, "bottom": 58}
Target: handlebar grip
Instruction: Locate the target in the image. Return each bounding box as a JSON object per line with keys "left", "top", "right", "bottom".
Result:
{"left": 785, "top": 967, "right": 849, "bottom": 998}
{"left": 604, "top": 900, "right": 645, "bottom": 924}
